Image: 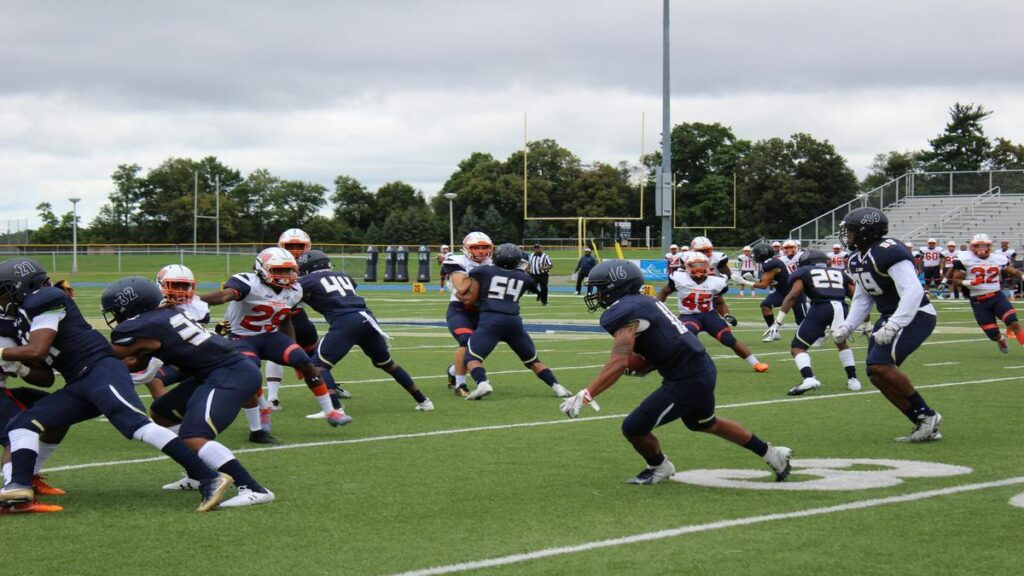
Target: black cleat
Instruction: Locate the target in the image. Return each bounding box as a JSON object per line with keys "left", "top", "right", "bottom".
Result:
{"left": 248, "top": 429, "right": 280, "bottom": 445}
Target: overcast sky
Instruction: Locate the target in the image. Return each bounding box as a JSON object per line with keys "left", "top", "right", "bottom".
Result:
{"left": 2, "top": 0, "right": 1022, "bottom": 229}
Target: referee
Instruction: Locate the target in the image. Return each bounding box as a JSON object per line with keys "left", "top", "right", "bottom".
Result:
{"left": 527, "top": 244, "right": 553, "bottom": 305}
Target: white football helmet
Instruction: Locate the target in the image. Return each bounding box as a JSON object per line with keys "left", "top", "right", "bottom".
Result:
{"left": 742, "top": 245, "right": 752, "bottom": 253}
{"left": 440, "top": 244, "right": 450, "bottom": 252}
{"left": 970, "top": 233, "right": 992, "bottom": 257}
{"left": 771, "top": 241, "right": 782, "bottom": 251}
{"left": 278, "top": 228, "right": 312, "bottom": 259}
{"left": 927, "top": 238, "right": 937, "bottom": 246}
{"left": 255, "top": 247, "right": 299, "bottom": 288}
{"left": 156, "top": 264, "right": 196, "bottom": 304}
{"left": 690, "top": 236, "right": 714, "bottom": 259}
{"left": 946, "top": 241, "right": 957, "bottom": 249}
{"left": 669, "top": 244, "right": 679, "bottom": 252}
{"left": 462, "top": 231, "right": 493, "bottom": 263}
{"left": 782, "top": 240, "right": 798, "bottom": 257}
{"left": 684, "top": 252, "right": 710, "bottom": 279}
{"left": 832, "top": 243, "right": 842, "bottom": 252}
{"left": 904, "top": 242, "right": 914, "bottom": 249}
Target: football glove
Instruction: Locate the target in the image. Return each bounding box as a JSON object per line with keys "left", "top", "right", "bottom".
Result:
{"left": 832, "top": 323, "right": 854, "bottom": 344}
{"left": 872, "top": 322, "right": 900, "bottom": 345}
{"left": 559, "top": 389, "right": 600, "bottom": 419}
{"left": 762, "top": 322, "right": 781, "bottom": 341}
{"left": 214, "top": 321, "right": 230, "bottom": 336}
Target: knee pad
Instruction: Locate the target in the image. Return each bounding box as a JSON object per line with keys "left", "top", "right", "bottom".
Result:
{"left": 132, "top": 422, "right": 174, "bottom": 449}
{"left": 981, "top": 323, "right": 1001, "bottom": 340}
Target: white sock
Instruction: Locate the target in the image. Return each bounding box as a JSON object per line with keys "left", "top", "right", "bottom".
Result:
{"left": 838, "top": 348, "right": 855, "bottom": 368}
{"left": 243, "top": 407, "right": 262, "bottom": 432}
{"left": 197, "top": 441, "right": 234, "bottom": 470}
{"left": 267, "top": 380, "right": 281, "bottom": 402}
{"left": 744, "top": 355, "right": 759, "bottom": 366}
{"left": 258, "top": 394, "right": 271, "bottom": 410}
{"left": 316, "top": 392, "right": 333, "bottom": 413}
{"left": 455, "top": 374, "right": 467, "bottom": 386}
{"left": 33, "top": 442, "right": 59, "bottom": 474}
{"left": 447, "top": 365, "right": 456, "bottom": 377}
{"left": 794, "top": 352, "right": 812, "bottom": 372}
{"left": 132, "top": 423, "right": 175, "bottom": 450}
{"left": 2, "top": 462, "right": 11, "bottom": 484}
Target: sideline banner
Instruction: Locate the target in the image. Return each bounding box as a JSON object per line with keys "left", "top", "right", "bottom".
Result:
{"left": 638, "top": 259, "right": 667, "bottom": 282}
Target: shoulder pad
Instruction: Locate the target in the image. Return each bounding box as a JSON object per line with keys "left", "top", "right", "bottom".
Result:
{"left": 21, "top": 287, "right": 67, "bottom": 316}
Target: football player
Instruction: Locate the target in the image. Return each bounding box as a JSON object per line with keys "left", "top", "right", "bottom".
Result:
{"left": 104, "top": 277, "right": 274, "bottom": 508}
{"left": 689, "top": 236, "right": 732, "bottom": 278}
{"left": 457, "top": 244, "right": 569, "bottom": 400}
{"left": 763, "top": 250, "right": 862, "bottom": 395}
{"left": 939, "top": 241, "right": 962, "bottom": 300}
{"left": 920, "top": 239, "right": 944, "bottom": 293}
{"left": 657, "top": 253, "right": 768, "bottom": 373}
{"left": 437, "top": 244, "right": 451, "bottom": 292}
{"left": 779, "top": 240, "right": 800, "bottom": 273}
{"left": 735, "top": 246, "right": 759, "bottom": 298}
{"left": 772, "top": 241, "right": 783, "bottom": 258}
{"left": 0, "top": 259, "right": 230, "bottom": 511}
{"left": 297, "top": 250, "right": 432, "bottom": 410}
{"left": 750, "top": 242, "right": 807, "bottom": 338}
{"left": 665, "top": 244, "right": 683, "bottom": 277}
{"left": 995, "top": 240, "right": 1019, "bottom": 300}
{"left": 559, "top": 260, "right": 792, "bottom": 485}
{"left": 828, "top": 244, "right": 848, "bottom": 270}
{"left": 832, "top": 208, "right": 942, "bottom": 442}
{"left": 949, "top": 234, "right": 1024, "bottom": 352}
{"left": 441, "top": 232, "right": 493, "bottom": 397}
{"left": 0, "top": 316, "right": 66, "bottom": 514}
{"left": 905, "top": 242, "right": 923, "bottom": 275}
{"left": 201, "top": 247, "right": 351, "bottom": 432}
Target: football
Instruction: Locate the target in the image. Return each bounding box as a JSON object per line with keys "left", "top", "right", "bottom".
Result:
{"left": 624, "top": 352, "right": 649, "bottom": 376}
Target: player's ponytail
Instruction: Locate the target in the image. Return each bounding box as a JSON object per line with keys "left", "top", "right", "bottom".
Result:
{"left": 53, "top": 279, "right": 75, "bottom": 297}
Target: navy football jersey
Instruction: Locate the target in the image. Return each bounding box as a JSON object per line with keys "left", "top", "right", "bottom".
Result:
{"left": 0, "top": 313, "right": 28, "bottom": 343}
{"left": 20, "top": 286, "right": 114, "bottom": 380}
{"left": 470, "top": 265, "right": 536, "bottom": 315}
{"left": 110, "top": 307, "right": 239, "bottom": 377}
{"left": 847, "top": 238, "right": 930, "bottom": 315}
{"left": 298, "top": 270, "right": 368, "bottom": 323}
{"left": 599, "top": 293, "right": 706, "bottom": 381}
{"left": 761, "top": 258, "right": 792, "bottom": 291}
{"left": 791, "top": 264, "right": 850, "bottom": 303}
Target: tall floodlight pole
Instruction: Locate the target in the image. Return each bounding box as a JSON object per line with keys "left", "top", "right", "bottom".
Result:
{"left": 444, "top": 192, "right": 457, "bottom": 248}
{"left": 193, "top": 170, "right": 198, "bottom": 255}
{"left": 215, "top": 174, "right": 221, "bottom": 255}
{"left": 660, "top": 0, "right": 673, "bottom": 252}
{"left": 69, "top": 197, "right": 81, "bottom": 274}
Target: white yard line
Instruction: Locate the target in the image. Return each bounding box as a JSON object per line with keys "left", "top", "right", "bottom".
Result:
{"left": 387, "top": 476, "right": 1024, "bottom": 576}
{"left": 44, "top": 374, "right": 1024, "bottom": 474}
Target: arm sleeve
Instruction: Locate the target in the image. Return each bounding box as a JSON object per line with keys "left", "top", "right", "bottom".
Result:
{"left": 844, "top": 281, "right": 874, "bottom": 329}
{"left": 224, "top": 275, "right": 252, "bottom": 298}
{"left": 886, "top": 260, "right": 927, "bottom": 328}
{"left": 30, "top": 309, "right": 65, "bottom": 332}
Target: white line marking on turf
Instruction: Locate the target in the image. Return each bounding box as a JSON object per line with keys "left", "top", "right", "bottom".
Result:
{"left": 43, "top": 375, "right": 1024, "bottom": 474}
{"left": 1003, "top": 365, "right": 1024, "bottom": 370}
{"left": 387, "top": 476, "right": 1024, "bottom": 576}
{"left": 924, "top": 362, "right": 960, "bottom": 367}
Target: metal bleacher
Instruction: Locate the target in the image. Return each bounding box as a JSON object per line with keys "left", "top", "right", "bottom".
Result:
{"left": 789, "top": 170, "right": 1024, "bottom": 248}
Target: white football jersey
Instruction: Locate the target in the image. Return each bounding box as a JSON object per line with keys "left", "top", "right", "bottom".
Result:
{"left": 956, "top": 251, "right": 1010, "bottom": 297}
{"left": 179, "top": 298, "right": 211, "bottom": 323}
{"left": 920, "top": 246, "right": 943, "bottom": 268}
{"left": 224, "top": 273, "right": 303, "bottom": 336}
{"left": 738, "top": 254, "right": 756, "bottom": 272}
{"left": 941, "top": 249, "right": 958, "bottom": 268}
{"left": 442, "top": 253, "right": 491, "bottom": 303}
{"left": 828, "top": 251, "right": 848, "bottom": 269}
{"left": 668, "top": 271, "right": 728, "bottom": 316}
{"left": 780, "top": 254, "right": 800, "bottom": 273}
{"left": 996, "top": 248, "right": 1017, "bottom": 262}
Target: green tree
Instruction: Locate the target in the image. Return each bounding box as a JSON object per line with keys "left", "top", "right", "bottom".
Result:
{"left": 988, "top": 138, "right": 1024, "bottom": 169}
{"left": 331, "top": 175, "right": 376, "bottom": 231}
{"left": 267, "top": 180, "right": 328, "bottom": 230}
{"left": 31, "top": 202, "right": 70, "bottom": 244}
{"left": 862, "top": 150, "right": 925, "bottom": 189}
{"left": 921, "top": 103, "right": 993, "bottom": 171}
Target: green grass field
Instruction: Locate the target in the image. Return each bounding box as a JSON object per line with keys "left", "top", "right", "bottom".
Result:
{"left": 5, "top": 254, "right": 1024, "bottom": 575}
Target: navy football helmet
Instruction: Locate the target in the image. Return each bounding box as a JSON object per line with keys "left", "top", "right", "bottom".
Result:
{"left": 751, "top": 242, "right": 775, "bottom": 264}
{"left": 839, "top": 207, "right": 888, "bottom": 251}
{"left": 0, "top": 258, "right": 50, "bottom": 312}
{"left": 101, "top": 276, "right": 164, "bottom": 327}
{"left": 798, "top": 249, "right": 829, "bottom": 267}
{"left": 298, "top": 249, "right": 332, "bottom": 275}
{"left": 492, "top": 243, "right": 523, "bottom": 270}
{"left": 584, "top": 259, "right": 644, "bottom": 312}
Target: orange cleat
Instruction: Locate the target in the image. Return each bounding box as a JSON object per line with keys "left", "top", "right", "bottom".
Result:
{"left": 32, "top": 475, "right": 65, "bottom": 496}
{"left": 753, "top": 363, "right": 769, "bottom": 373}
{"left": 0, "top": 500, "right": 63, "bottom": 514}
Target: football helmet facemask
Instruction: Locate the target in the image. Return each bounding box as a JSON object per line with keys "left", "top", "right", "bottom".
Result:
{"left": 839, "top": 207, "right": 889, "bottom": 252}
{"left": 462, "top": 231, "right": 493, "bottom": 263}
{"left": 298, "top": 249, "right": 332, "bottom": 275}
{"left": 685, "top": 253, "right": 710, "bottom": 280}
{"left": 156, "top": 264, "right": 196, "bottom": 305}
{"left": 278, "top": 228, "right": 312, "bottom": 260}
{"left": 255, "top": 247, "right": 299, "bottom": 288}
{"left": 970, "top": 233, "right": 992, "bottom": 258}
{"left": 101, "top": 276, "right": 164, "bottom": 327}
{"left": 585, "top": 259, "right": 644, "bottom": 312}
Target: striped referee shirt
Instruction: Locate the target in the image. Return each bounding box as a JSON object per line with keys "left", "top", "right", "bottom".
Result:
{"left": 527, "top": 252, "right": 552, "bottom": 275}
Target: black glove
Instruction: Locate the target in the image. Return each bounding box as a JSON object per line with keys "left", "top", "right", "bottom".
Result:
{"left": 214, "top": 321, "right": 230, "bottom": 336}
{"left": 723, "top": 314, "right": 738, "bottom": 327}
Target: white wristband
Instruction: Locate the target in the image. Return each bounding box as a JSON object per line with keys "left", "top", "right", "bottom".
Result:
{"left": 16, "top": 363, "right": 30, "bottom": 378}
{"left": 0, "top": 347, "right": 5, "bottom": 361}
{"left": 774, "top": 310, "right": 788, "bottom": 325}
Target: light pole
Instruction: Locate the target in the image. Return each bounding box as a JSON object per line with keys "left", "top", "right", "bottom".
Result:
{"left": 69, "top": 197, "right": 81, "bottom": 274}
{"left": 444, "top": 192, "right": 457, "bottom": 248}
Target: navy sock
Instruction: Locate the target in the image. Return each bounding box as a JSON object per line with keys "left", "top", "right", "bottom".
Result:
{"left": 219, "top": 459, "right": 266, "bottom": 493}
{"left": 470, "top": 366, "right": 487, "bottom": 384}
{"left": 410, "top": 389, "right": 427, "bottom": 403}
{"left": 906, "top": 392, "right": 935, "bottom": 419}
{"left": 844, "top": 365, "right": 858, "bottom": 379}
{"left": 763, "top": 313, "right": 775, "bottom": 327}
{"left": 644, "top": 452, "right": 665, "bottom": 467}
{"left": 10, "top": 448, "right": 37, "bottom": 486}
{"left": 162, "top": 439, "right": 217, "bottom": 482}
{"left": 536, "top": 368, "right": 558, "bottom": 386}
{"left": 799, "top": 367, "right": 814, "bottom": 378}
{"left": 743, "top": 434, "right": 769, "bottom": 457}
{"left": 390, "top": 366, "right": 416, "bottom": 391}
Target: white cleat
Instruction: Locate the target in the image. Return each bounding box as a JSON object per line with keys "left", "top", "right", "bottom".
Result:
{"left": 787, "top": 377, "right": 821, "bottom": 396}
{"left": 305, "top": 411, "right": 328, "bottom": 419}
{"left": 847, "top": 377, "right": 862, "bottom": 392}
{"left": 162, "top": 476, "right": 201, "bottom": 491}
{"left": 415, "top": 398, "right": 435, "bottom": 411}
{"left": 269, "top": 399, "right": 282, "bottom": 411}
{"left": 763, "top": 444, "right": 793, "bottom": 481}
{"left": 762, "top": 331, "right": 782, "bottom": 343}
{"left": 896, "top": 412, "right": 943, "bottom": 442}
{"left": 465, "top": 381, "right": 493, "bottom": 400}
{"left": 626, "top": 457, "right": 676, "bottom": 485}
{"left": 220, "top": 487, "right": 275, "bottom": 508}
{"left": 551, "top": 383, "right": 572, "bottom": 398}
